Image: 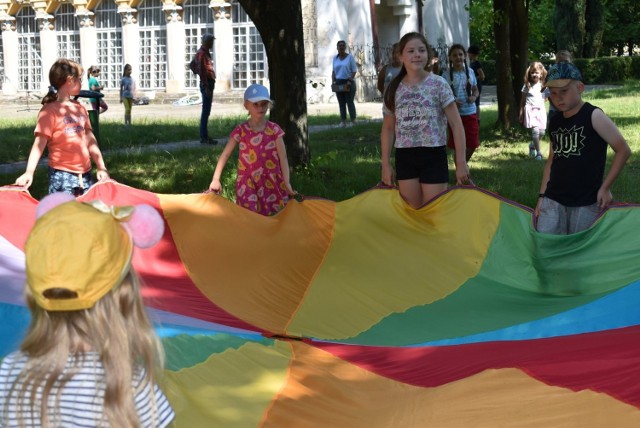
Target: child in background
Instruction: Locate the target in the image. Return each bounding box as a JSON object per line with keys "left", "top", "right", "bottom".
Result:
{"left": 87, "top": 65, "right": 108, "bottom": 141}
{"left": 15, "top": 59, "right": 109, "bottom": 196}
{"left": 209, "top": 83, "right": 295, "bottom": 216}
{"left": 467, "top": 45, "right": 484, "bottom": 119}
{"left": 0, "top": 194, "right": 175, "bottom": 427}
{"left": 377, "top": 43, "right": 402, "bottom": 96}
{"left": 536, "top": 62, "right": 631, "bottom": 234}
{"left": 381, "top": 32, "right": 470, "bottom": 209}
{"left": 120, "top": 64, "right": 136, "bottom": 126}
{"left": 546, "top": 49, "right": 573, "bottom": 124}
{"left": 444, "top": 44, "right": 480, "bottom": 162}
{"left": 519, "top": 61, "right": 548, "bottom": 160}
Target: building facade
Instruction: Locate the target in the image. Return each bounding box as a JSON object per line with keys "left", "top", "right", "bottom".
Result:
{"left": 0, "top": 0, "right": 468, "bottom": 100}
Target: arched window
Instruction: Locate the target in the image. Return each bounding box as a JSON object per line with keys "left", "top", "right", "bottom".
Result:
{"left": 137, "top": 0, "right": 167, "bottom": 90}
{"left": 231, "top": 1, "right": 267, "bottom": 89}
{"left": 183, "top": 0, "right": 214, "bottom": 89}
{"left": 94, "top": 0, "right": 123, "bottom": 89}
{"left": 16, "top": 7, "right": 41, "bottom": 92}
{"left": 55, "top": 3, "right": 81, "bottom": 63}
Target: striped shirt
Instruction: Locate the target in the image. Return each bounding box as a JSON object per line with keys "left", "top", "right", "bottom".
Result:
{"left": 0, "top": 352, "right": 175, "bottom": 427}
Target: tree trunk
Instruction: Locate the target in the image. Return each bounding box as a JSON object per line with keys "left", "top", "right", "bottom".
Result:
{"left": 510, "top": 0, "right": 528, "bottom": 110}
{"left": 584, "top": 0, "right": 605, "bottom": 57}
{"left": 237, "top": 0, "right": 310, "bottom": 167}
{"left": 493, "top": 0, "right": 517, "bottom": 129}
{"left": 554, "top": 0, "right": 585, "bottom": 58}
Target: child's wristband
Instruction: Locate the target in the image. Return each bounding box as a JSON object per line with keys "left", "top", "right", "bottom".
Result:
{"left": 538, "top": 193, "right": 545, "bottom": 199}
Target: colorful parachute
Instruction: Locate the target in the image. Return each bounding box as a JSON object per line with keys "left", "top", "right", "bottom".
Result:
{"left": 2, "top": 181, "right": 640, "bottom": 427}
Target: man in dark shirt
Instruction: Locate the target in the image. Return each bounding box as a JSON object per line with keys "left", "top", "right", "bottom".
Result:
{"left": 195, "top": 33, "right": 217, "bottom": 145}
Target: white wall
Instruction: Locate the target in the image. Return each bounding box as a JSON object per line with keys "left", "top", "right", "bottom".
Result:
{"left": 311, "top": 0, "right": 467, "bottom": 101}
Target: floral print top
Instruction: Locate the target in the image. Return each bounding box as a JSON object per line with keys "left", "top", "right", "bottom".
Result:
{"left": 384, "top": 73, "right": 455, "bottom": 149}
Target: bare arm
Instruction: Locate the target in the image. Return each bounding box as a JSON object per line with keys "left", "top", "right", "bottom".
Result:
{"left": 469, "top": 84, "right": 479, "bottom": 104}
{"left": 592, "top": 109, "right": 631, "bottom": 208}
{"left": 275, "top": 136, "right": 295, "bottom": 194}
{"left": 380, "top": 112, "right": 396, "bottom": 185}
{"left": 519, "top": 89, "right": 527, "bottom": 122}
{"left": 443, "top": 102, "right": 470, "bottom": 184}
{"left": 14, "top": 135, "right": 48, "bottom": 188}
{"left": 86, "top": 130, "right": 109, "bottom": 181}
{"left": 209, "top": 138, "right": 238, "bottom": 192}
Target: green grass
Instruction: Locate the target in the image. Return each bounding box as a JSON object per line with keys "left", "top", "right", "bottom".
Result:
{"left": 1, "top": 81, "right": 639, "bottom": 208}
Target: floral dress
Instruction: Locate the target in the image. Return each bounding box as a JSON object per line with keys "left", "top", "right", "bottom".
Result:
{"left": 231, "top": 121, "right": 289, "bottom": 215}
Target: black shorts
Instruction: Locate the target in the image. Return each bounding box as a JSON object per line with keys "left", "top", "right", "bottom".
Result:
{"left": 395, "top": 146, "right": 448, "bottom": 184}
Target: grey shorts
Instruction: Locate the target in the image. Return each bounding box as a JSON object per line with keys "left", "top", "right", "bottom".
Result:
{"left": 536, "top": 197, "right": 601, "bottom": 235}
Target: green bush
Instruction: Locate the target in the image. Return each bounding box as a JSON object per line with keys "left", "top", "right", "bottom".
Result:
{"left": 574, "top": 57, "right": 630, "bottom": 84}
{"left": 481, "top": 56, "right": 640, "bottom": 86}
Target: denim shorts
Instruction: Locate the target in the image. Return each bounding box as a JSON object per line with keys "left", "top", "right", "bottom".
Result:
{"left": 536, "top": 197, "right": 600, "bottom": 235}
{"left": 48, "top": 167, "right": 95, "bottom": 196}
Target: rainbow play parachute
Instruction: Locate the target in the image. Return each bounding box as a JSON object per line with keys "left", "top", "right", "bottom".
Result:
{"left": 2, "top": 181, "right": 640, "bottom": 427}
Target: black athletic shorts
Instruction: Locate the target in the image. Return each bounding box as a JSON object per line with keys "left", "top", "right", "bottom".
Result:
{"left": 395, "top": 146, "right": 448, "bottom": 184}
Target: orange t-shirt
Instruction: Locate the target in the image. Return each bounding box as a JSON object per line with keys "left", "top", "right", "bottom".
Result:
{"left": 34, "top": 101, "right": 93, "bottom": 173}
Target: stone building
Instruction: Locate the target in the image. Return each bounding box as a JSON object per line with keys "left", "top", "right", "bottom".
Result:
{"left": 0, "top": 0, "right": 468, "bottom": 100}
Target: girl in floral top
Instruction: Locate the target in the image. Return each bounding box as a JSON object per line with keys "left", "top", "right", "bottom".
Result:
{"left": 381, "top": 32, "right": 470, "bottom": 209}
{"left": 209, "top": 84, "right": 295, "bottom": 216}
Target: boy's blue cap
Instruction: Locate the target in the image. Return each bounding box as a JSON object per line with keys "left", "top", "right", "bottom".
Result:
{"left": 244, "top": 84, "right": 271, "bottom": 103}
{"left": 546, "top": 62, "right": 583, "bottom": 87}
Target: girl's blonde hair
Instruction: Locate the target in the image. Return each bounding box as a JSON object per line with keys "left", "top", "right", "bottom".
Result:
{"left": 41, "top": 59, "right": 83, "bottom": 105}
{"left": 6, "top": 271, "right": 164, "bottom": 427}
{"left": 524, "top": 61, "right": 547, "bottom": 89}
{"left": 383, "top": 32, "right": 431, "bottom": 113}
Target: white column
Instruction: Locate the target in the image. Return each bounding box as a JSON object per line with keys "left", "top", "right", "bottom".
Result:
{"left": 37, "top": 13, "right": 56, "bottom": 93}
{"left": 163, "top": 5, "right": 185, "bottom": 93}
{"left": 1, "top": 17, "right": 19, "bottom": 95}
{"left": 76, "top": 9, "right": 97, "bottom": 79}
{"left": 211, "top": 2, "right": 232, "bottom": 91}
{"left": 119, "top": 8, "right": 140, "bottom": 79}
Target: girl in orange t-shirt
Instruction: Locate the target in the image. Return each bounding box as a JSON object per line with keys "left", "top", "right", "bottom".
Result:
{"left": 15, "top": 59, "right": 109, "bottom": 196}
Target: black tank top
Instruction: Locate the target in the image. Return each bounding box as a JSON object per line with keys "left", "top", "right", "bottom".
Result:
{"left": 545, "top": 102, "right": 607, "bottom": 207}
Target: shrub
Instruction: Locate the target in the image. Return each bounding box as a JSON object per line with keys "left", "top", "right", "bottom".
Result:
{"left": 482, "top": 56, "right": 639, "bottom": 85}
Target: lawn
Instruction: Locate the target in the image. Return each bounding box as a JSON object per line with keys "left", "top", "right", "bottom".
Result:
{"left": 1, "top": 81, "right": 639, "bottom": 209}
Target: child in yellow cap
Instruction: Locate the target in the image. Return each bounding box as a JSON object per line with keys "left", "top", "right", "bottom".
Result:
{"left": 0, "top": 193, "right": 174, "bottom": 427}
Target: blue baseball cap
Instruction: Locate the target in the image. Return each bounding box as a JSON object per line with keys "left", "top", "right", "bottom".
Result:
{"left": 546, "top": 62, "right": 583, "bottom": 87}
{"left": 244, "top": 84, "right": 271, "bottom": 103}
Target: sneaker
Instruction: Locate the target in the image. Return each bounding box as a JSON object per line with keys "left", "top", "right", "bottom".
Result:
{"left": 201, "top": 138, "right": 218, "bottom": 145}
{"left": 535, "top": 153, "right": 543, "bottom": 161}
{"left": 529, "top": 144, "right": 536, "bottom": 157}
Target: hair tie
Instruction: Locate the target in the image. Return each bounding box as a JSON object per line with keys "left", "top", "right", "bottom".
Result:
{"left": 48, "top": 86, "right": 58, "bottom": 95}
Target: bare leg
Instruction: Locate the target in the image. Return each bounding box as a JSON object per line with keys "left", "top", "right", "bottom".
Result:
{"left": 398, "top": 179, "right": 447, "bottom": 209}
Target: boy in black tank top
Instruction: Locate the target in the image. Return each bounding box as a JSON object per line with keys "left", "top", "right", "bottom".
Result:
{"left": 535, "top": 62, "right": 630, "bottom": 234}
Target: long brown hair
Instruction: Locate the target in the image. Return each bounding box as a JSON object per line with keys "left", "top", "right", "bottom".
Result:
{"left": 41, "top": 59, "right": 83, "bottom": 105}
{"left": 6, "top": 271, "right": 164, "bottom": 427}
{"left": 448, "top": 44, "right": 472, "bottom": 97}
{"left": 383, "top": 32, "right": 431, "bottom": 113}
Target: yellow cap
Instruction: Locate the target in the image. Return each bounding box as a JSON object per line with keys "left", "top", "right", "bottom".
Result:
{"left": 25, "top": 200, "right": 134, "bottom": 311}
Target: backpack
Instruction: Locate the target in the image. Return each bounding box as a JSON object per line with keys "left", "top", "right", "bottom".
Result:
{"left": 189, "top": 56, "right": 199, "bottom": 75}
